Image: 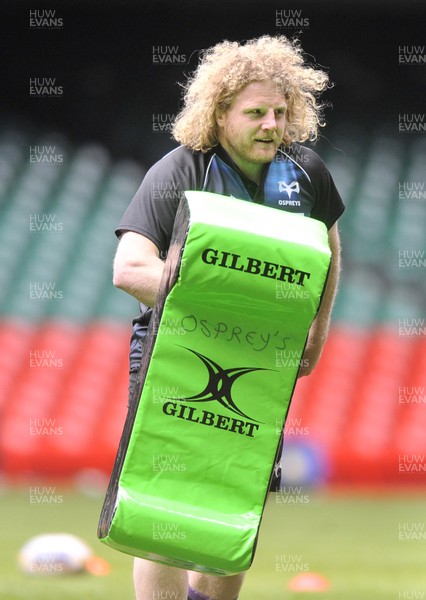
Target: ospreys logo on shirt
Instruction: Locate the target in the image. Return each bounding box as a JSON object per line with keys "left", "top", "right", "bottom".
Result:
{"left": 278, "top": 180, "right": 301, "bottom": 206}
{"left": 162, "top": 347, "right": 267, "bottom": 438}
{"left": 278, "top": 180, "right": 300, "bottom": 198}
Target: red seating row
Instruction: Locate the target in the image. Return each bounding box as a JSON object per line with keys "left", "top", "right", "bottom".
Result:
{"left": 0, "top": 320, "right": 129, "bottom": 475}
{"left": 0, "top": 320, "right": 424, "bottom": 484}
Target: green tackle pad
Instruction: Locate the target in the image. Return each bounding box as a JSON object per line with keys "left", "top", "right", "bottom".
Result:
{"left": 98, "top": 190, "right": 331, "bottom": 575}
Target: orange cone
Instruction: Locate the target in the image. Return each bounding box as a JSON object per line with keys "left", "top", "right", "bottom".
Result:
{"left": 84, "top": 556, "right": 111, "bottom": 576}
{"left": 287, "top": 572, "right": 330, "bottom": 592}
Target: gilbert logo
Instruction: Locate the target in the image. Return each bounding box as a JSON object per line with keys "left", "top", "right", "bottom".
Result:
{"left": 278, "top": 180, "right": 300, "bottom": 199}
{"left": 162, "top": 347, "right": 268, "bottom": 437}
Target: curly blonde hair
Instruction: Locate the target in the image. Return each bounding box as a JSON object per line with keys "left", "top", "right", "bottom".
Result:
{"left": 172, "top": 35, "right": 330, "bottom": 151}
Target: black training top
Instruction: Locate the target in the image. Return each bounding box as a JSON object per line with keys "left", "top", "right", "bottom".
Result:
{"left": 116, "top": 143, "right": 345, "bottom": 371}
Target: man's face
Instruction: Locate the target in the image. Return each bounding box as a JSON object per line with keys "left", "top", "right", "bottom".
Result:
{"left": 216, "top": 80, "right": 287, "bottom": 182}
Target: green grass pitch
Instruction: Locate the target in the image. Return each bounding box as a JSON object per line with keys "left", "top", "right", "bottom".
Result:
{"left": 1, "top": 486, "right": 425, "bottom": 599}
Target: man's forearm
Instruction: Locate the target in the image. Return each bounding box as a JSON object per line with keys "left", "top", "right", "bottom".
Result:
{"left": 298, "top": 223, "right": 341, "bottom": 377}
{"left": 309, "top": 244, "right": 341, "bottom": 344}
{"left": 114, "top": 260, "right": 164, "bottom": 307}
{"left": 113, "top": 231, "right": 165, "bottom": 308}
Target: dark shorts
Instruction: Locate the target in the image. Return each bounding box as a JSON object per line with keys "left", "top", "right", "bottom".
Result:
{"left": 128, "top": 370, "right": 282, "bottom": 492}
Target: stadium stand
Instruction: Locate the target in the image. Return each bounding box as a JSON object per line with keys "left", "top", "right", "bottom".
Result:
{"left": 0, "top": 128, "right": 424, "bottom": 485}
